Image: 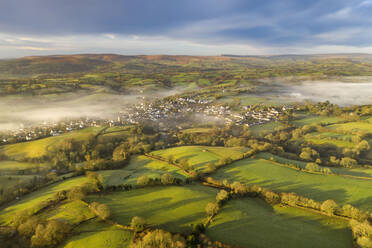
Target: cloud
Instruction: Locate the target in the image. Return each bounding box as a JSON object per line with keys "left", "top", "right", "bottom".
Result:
{"left": 0, "top": 0, "right": 371, "bottom": 57}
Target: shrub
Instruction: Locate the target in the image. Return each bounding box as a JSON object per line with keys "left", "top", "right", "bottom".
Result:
{"left": 130, "top": 216, "right": 146, "bottom": 232}
{"left": 205, "top": 202, "right": 219, "bottom": 217}
{"left": 321, "top": 199, "right": 339, "bottom": 215}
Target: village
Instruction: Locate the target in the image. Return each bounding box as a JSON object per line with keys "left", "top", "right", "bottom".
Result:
{"left": 118, "top": 96, "right": 285, "bottom": 129}
{"left": 0, "top": 95, "right": 286, "bottom": 144}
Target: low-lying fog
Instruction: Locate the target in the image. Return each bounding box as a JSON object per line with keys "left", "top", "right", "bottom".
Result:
{"left": 0, "top": 88, "right": 183, "bottom": 131}
{"left": 2, "top": 80, "right": 372, "bottom": 131}
{"left": 282, "top": 81, "right": 372, "bottom": 106}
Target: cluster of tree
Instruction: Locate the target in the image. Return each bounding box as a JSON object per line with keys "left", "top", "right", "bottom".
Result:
{"left": 205, "top": 189, "right": 230, "bottom": 218}
{"left": 350, "top": 220, "right": 372, "bottom": 248}
{"left": 130, "top": 229, "right": 186, "bottom": 248}
{"left": 177, "top": 124, "right": 252, "bottom": 147}
{"left": 198, "top": 233, "right": 237, "bottom": 248}
{"left": 9, "top": 215, "right": 72, "bottom": 248}
{"left": 136, "top": 174, "right": 185, "bottom": 187}
{"left": 89, "top": 202, "right": 111, "bottom": 220}
{"left": 130, "top": 216, "right": 147, "bottom": 232}
{"left": 305, "top": 163, "right": 333, "bottom": 174}
{"left": 0, "top": 175, "right": 50, "bottom": 206}
{"left": 298, "top": 101, "right": 343, "bottom": 117}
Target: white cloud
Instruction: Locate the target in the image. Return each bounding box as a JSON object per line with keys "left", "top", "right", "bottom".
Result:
{"left": 0, "top": 31, "right": 371, "bottom": 58}
{"left": 103, "top": 33, "right": 116, "bottom": 39}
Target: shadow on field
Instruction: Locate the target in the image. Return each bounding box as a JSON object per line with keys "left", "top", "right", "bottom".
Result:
{"left": 212, "top": 159, "right": 350, "bottom": 204}
{"left": 207, "top": 198, "right": 352, "bottom": 248}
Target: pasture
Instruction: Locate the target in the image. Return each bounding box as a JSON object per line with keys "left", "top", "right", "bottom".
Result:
{"left": 87, "top": 184, "right": 218, "bottom": 233}
{"left": 0, "top": 176, "right": 91, "bottom": 224}
{"left": 0, "top": 127, "right": 103, "bottom": 159}
{"left": 256, "top": 152, "right": 372, "bottom": 178}
{"left": 329, "top": 121, "right": 372, "bottom": 133}
{"left": 250, "top": 122, "right": 285, "bottom": 137}
{"left": 0, "top": 174, "right": 42, "bottom": 192}
{"left": 302, "top": 132, "right": 356, "bottom": 148}
{"left": 150, "top": 146, "right": 248, "bottom": 172}
{"left": 97, "top": 155, "right": 190, "bottom": 186}
{"left": 207, "top": 198, "right": 352, "bottom": 248}
{"left": 211, "top": 158, "right": 372, "bottom": 211}
{"left": 42, "top": 200, "right": 96, "bottom": 225}
{"left": 60, "top": 219, "right": 133, "bottom": 248}
{"left": 293, "top": 115, "right": 343, "bottom": 127}
{"left": 0, "top": 160, "right": 46, "bottom": 173}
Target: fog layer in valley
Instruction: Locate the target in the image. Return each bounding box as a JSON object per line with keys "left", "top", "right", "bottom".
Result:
{"left": 0, "top": 88, "right": 183, "bottom": 131}
{"left": 283, "top": 81, "right": 372, "bottom": 106}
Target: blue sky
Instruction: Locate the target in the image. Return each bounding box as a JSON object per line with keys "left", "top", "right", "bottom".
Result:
{"left": 0, "top": 0, "right": 371, "bottom": 57}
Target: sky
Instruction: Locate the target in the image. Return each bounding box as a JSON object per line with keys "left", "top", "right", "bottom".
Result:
{"left": 0, "top": 0, "right": 371, "bottom": 58}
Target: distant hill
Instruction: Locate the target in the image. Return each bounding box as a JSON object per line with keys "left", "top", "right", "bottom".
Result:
{"left": 0, "top": 53, "right": 371, "bottom": 76}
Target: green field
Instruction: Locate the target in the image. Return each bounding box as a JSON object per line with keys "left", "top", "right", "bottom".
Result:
{"left": 97, "top": 155, "right": 190, "bottom": 186}
{"left": 87, "top": 184, "right": 218, "bottom": 233}
{"left": 256, "top": 152, "right": 372, "bottom": 178}
{"left": 60, "top": 219, "right": 133, "bottom": 248}
{"left": 293, "top": 116, "right": 343, "bottom": 127}
{"left": 42, "top": 200, "right": 96, "bottom": 225}
{"left": 329, "top": 121, "right": 372, "bottom": 133}
{"left": 211, "top": 158, "right": 372, "bottom": 211}
{"left": 0, "top": 174, "right": 42, "bottom": 192}
{"left": 0, "top": 176, "right": 91, "bottom": 224}
{"left": 1, "top": 127, "right": 103, "bottom": 159}
{"left": 181, "top": 127, "right": 213, "bottom": 134}
{"left": 150, "top": 146, "right": 248, "bottom": 172}
{"left": 250, "top": 122, "right": 285, "bottom": 137}
{"left": 303, "top": 132, "right": 356, "bottom": 148}
{"left": 207, "top": 198, "right": 352, "bottom": 248}
{"left": 0, "top": 160, "right": 46, "bottom": 172}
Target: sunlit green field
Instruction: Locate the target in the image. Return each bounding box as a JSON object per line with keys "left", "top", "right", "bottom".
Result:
{"left": 60, "top": 219, "right": 133, "bottom": 248}
{"left": 293, "top": 116, "right": 343, "bottom": 127}
{"left": 0, "top": 127, "right": 103, "bottom": 159}
{"left": 329, "top": 122, "right": 372, "bottom": 133}
{"left": 303, "top": 131, "right": 357, "bottom": 147}
{"left": 97, "top": 155, "right": 190, "bottom": 186}
{"left": 207, "top": 198, "right": 352, "bottom": 248}
{"left": 0, "top": 174, "right": 43, "bottom": 192}
{"left": 256, "top": 152, "right": 372, "bottom": 178}
{"left": 150, "top": 146, "right": 248, "bottom": 172}
{"left": 87, "top": 184, "right": 218, "bottom": 233}
{"left": 211, "top": 158, "right": 372, "bottom": 211}
{"left": 0, "top": 176, "right": 91, "bottom": 224}
{"left": 250, "top": 122, "right": 285, "bottom": 137}
{"left": 41, "top": 200, "right": 96, "bottom": 225}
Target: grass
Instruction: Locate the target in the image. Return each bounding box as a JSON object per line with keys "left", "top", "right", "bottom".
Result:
{"left": 0, "top": 176, "right": 91, "bottom": 224}
{"left": 302, "top": 131, "right": 357, "bottom": 148}
{"left": 87, "top": 184, "right": 218, "bottom": 233}
{"left": 97, "top": 155, "right": 190, "bottom": 186}
{"left": 1, "top": 127, "right": 103, "bottom": 159}
{"left": 42, "top": 200, "right": 96, "bottom": 225}
{"left": 211, "top": 158, "right": 372, "bottom": 211}
{"left": 329, "top": 122, "right": 372, "bottom": 133}
{"left": 60, "top": 219, "right": 133, "bottom": 248}
{"left": 0, "top": 160, "right": 44, "bottom": 171}
{"left": 250, "top": 122, "right": 285, "bottom": 137}
{"left": 206, "top": 198, "right": 352, "bottom": 248}
{"left": 293, "top": 116, "right": 343, "bottom": 127}
{"left": 181, "top": 128, "right": 213, "bottom": 134}
{"left": 0, "top": 160, "right": 47, "bottom": 174}
{"left": 150, "top": 146, "right": 248, "bottom": 173}
{"left": 256, "top": 152, "right": 372, "bottom": 178}
{"left": 0, "top": 174, "right": 42, "bottom": 191}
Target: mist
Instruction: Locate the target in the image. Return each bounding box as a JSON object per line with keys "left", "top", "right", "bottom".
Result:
{"left": 0, "top": 87, "right": 187, "bottom": 131}
{"left": 282, "top": 81, "right": 372, "bottom": 106}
